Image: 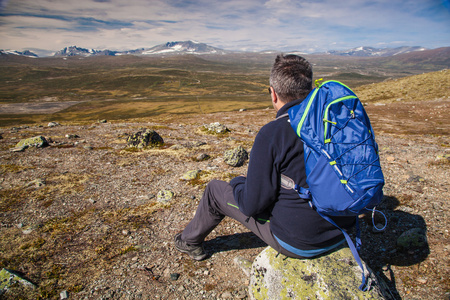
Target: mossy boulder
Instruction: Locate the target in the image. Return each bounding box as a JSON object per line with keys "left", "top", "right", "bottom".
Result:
{"left": 15, "top": 136, "right": 48, "bottom": 149}
{"left": 203, "top": 122, "right": 230, "bottom": 134}
{"left": 249, "top": 247, "right": 388, "bottom": 300}
{"left": 224, "top": 145, "right": 248, "bottom": 167}
{"left": 181, "top": 170, "right": 201, "bottom": 181}
{"left": 126, "top": 129, "right": 164, "bottom": 148}
{"left": 0, "top": 268, "right": 35, "bottom": 296}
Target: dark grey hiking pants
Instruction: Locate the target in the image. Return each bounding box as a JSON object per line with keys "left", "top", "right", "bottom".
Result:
{"left": 180, "top": 179, "right": 306, "bottom": 258}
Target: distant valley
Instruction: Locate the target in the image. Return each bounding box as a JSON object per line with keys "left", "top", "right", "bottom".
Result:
{"left": 0, "top": 43, "right": 448, "bottom": 127}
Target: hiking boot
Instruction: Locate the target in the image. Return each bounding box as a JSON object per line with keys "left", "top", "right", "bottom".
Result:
{"left": 174, "top": 233, "right": 208, "bottom": 261}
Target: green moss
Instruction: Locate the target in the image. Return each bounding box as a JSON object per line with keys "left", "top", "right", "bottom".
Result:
{"left": 251, "top": 247, "right": 382, "bottom": 300}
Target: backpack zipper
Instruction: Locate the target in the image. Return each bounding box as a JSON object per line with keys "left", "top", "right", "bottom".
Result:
{"left": 323, "top": 95, "right": 358, "bottom": 143}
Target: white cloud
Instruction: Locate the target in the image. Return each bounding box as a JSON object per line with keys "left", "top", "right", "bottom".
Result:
{"left": 0, "top": 0, "right": 448, "bottom": 54}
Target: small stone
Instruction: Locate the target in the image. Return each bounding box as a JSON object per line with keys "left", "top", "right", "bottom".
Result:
{"left": 26, "top": 178, "right": 46, "bottom": 188}
{"left": 195, "top": 153, "right": 210, "bottom": 161}
{"left": 170, "top": 144, "right": 184, "bottom": 150}
{"left": 181, "top": 170, "right": 201, "bottom": 181}
{"left": 234, "top": 256, "right": 252, "bottom": 277}
{"left": 397, "top": 228, "right": 428, "bottom": 249}
{"left": 60, "top": 290, "right": 69, "bottom": 299}
{"left": 48, "top": 122, "right": 60, "bottom": 127}
{"left": 221, "top": 291, "right": 233, "bottom": 299}
{"left": 416, "top": 278, "right": 427, "bottom": 284}
{"left": 122, "top": 230, "right": 130, "bottom": 236}
{"left": 157, "top": 190, "right": 174, "bottom": 203}
{"left": 170, "top": 273, "right": 180, "bottom": 281}
{"left": 22, "top": 229, "right": 33, "bottom": 235}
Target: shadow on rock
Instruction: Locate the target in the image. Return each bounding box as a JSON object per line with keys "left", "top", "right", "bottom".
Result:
{"left": 359, "top": 195, "right": 430, "bottom": 299}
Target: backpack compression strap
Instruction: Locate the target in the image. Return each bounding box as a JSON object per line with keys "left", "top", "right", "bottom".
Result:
{"left": 316, "top": 212, "right": 370, "bottom": 291}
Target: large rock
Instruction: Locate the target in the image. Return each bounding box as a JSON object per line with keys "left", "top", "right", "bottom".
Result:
{"left": 14, "top": 136, "right": 48, "bottom": 150}
{"left": 0, "top": 268, "right": 35, "bottom": 296}
{"left": 203, "top": 122, "right": 230, "bottom": 134}
{"left": 249, "top": 246, "right": 388, "bottom": 300}
{"left": 126, "top": 129, "right": 164, "bottom": 148}
{"left": 224, "top": 145, "right": 248, "bottom": 167}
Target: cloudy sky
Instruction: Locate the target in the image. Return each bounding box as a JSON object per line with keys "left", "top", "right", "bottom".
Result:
{"left": 0, "top": 0, "right": 449, "bottom": 56}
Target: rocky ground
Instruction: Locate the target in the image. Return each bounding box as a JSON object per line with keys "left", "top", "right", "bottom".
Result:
{"left": 0, "top": 98, "right": 449, "bottom": 299}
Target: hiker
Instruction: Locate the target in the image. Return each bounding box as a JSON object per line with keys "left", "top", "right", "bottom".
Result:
{"left": 174, "top": 54, "right": 355, "bottom": 261}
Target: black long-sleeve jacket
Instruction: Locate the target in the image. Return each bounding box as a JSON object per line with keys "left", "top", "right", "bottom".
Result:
{"left": 230, "top": 98, "right": 355, "bottom": 250}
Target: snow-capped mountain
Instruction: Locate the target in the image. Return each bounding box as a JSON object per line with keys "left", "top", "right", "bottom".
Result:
{"left": 140, "top": 41, "right": 226, "bottom": 55}
{"left": 0, "top": 49, "right": 38, "bottom": 58}
{"left": 53, "top": 46, "right": 119, "bottom": 57}
{"left": 52, "top": 41, "right": 227, "bottom": 57}
{"left": 325, "top": 46, "right": 427, "bottom": 57}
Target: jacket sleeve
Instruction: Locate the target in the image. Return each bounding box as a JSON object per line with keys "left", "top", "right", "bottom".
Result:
{"left": 229, "top": 125, "right": 280, "bottom": 216}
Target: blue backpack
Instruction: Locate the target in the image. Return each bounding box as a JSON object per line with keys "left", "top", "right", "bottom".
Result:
{"left": 286, "top": 80, "right": 385, "bottom": 290}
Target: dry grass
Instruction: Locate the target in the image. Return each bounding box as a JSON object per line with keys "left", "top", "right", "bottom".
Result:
{"left": 355, "top": 69, "right": 449, "bottom": 103}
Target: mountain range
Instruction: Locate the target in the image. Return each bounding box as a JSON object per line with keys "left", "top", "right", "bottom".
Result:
{"left": 325, "top": 46, "right": 427, "bottom": 57}
{"left": 0, "top": 49, "right": 39, "bottom": 58}
{"left": 0, "top": 41, "right": 437, "bottom": 58}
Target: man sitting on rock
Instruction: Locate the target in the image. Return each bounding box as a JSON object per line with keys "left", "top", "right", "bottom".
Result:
{"left": 174, "top": 54, "right": 355, "bottom": 261}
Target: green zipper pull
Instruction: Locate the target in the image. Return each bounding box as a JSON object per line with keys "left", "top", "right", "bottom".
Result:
{"left": 323, "top": 118, "right": 337, "bottom": 125}
{"left": 314, "top": 78, "right": 323, "bottom": 87}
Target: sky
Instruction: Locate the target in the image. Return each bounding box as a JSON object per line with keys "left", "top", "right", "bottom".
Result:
{"left": 0, "top": 0, "right": 449, "bottom": 56}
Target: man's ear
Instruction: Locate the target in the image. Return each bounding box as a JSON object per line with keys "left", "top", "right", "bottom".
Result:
{"left": 270, "top": 87, "right": 278, "bottom": 104}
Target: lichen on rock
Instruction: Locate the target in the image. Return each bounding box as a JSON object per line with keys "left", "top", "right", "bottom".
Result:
{"left": 181, "top": 170, "right": 201, "bottom": 181}
{"left": 157, "top": 190, "right": 174, "bottom": 203}
{"left": 224, "top": 145, "right": 248, "bottom": 167}
{"left": 249, "top": 246, "right": 388, "bottom": 300}
{"left": 203, "top": 122, "right": 230, "bottom": 135}
{"left": 15, "top": 136, "right": 48, "bottom": 150}
{"left": 0, "top": 268, "right": 36, "bottom": 296}
{"left": 126, "top": 129, "right": 164, "bottom": 148}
